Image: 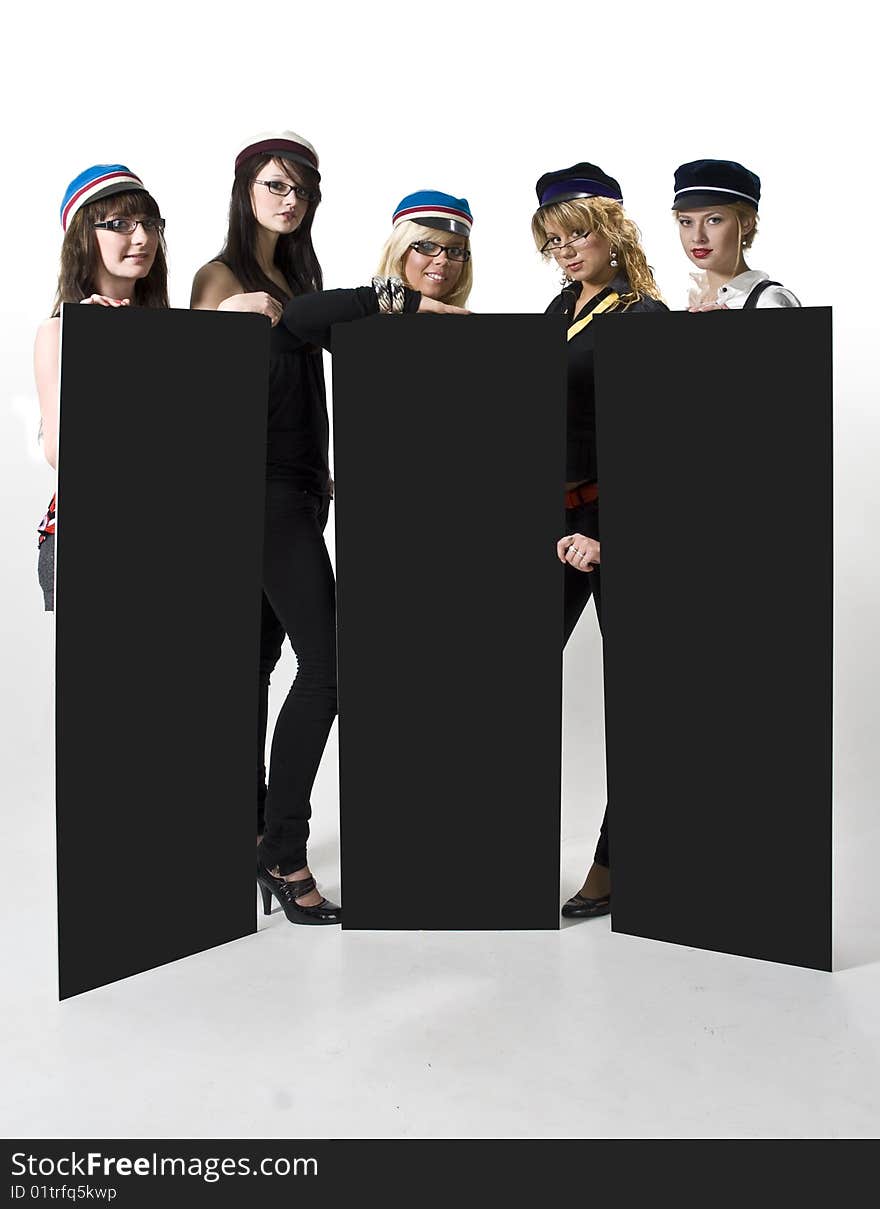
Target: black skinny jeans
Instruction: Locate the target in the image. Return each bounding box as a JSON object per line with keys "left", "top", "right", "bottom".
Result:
{"left": 256, "top": 482, "right": 337, "bottom": 875}
{"left": 256, "top": 495, "right": 330, "bottom": 838}
{"left": 562, "top": 498, "right": 609, "bottom": 868}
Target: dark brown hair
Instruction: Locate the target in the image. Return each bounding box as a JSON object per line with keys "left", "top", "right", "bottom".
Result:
{"left": 215, "top": 154, "right": 323, "bottom": 301}
{"left": 51, "top": 188, "right": 169, "bottom": 316}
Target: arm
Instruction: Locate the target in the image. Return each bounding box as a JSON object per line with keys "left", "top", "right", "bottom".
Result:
{"left": 282, "top": 283, "right": 468, "bottom": 352}
{"left": 281, "top": 285, "right": 415, "bottom": 352}
{"left": 190, "top": 261, "right": 282, "bottom": 325}
{"left": 34, "top": 318, "right": 60, "bottom": 469}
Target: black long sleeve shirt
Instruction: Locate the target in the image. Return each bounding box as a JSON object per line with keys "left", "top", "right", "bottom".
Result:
{"left": 282, "top": 285, "right": 421, "bottom": 352}
{"left": 546, "top": 276, "right": 668, "bottom": 484}
{"left": 268, "top": 286, "right": 417, "bottom": 491}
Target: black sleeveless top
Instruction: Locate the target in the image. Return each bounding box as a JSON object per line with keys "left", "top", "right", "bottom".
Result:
{"left": 266, "top": 317, "right": 330, "bottom": 494}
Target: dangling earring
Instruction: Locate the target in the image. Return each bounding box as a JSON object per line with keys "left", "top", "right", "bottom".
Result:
{"left": 610, "top": 250, "right": 618, "bottom": 268}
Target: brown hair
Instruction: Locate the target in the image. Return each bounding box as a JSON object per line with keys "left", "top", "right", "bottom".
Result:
{"left": 531, "top": 196, "right": 663, "bottom": 308}
{"left": 52, "top": 188, "right": 169, "bottom": 316}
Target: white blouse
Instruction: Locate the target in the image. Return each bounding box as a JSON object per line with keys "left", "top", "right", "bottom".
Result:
{"left": 688, "top": 269, "right": 801, "bottom": 310}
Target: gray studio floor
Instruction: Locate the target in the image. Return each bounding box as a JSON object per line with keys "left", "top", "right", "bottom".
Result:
{"left": 3, "top": 618, "right": 880, "bottom": 1142}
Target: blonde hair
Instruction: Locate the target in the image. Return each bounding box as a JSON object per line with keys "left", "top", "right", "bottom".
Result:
{"left": 376, "top": 219, "right": 473, "bottom": 308}
{"left": 531, "top": 196, "right": 663, "bottom": 308}
{"left": 727, "top": 200, "right": 759, "bottom": 250}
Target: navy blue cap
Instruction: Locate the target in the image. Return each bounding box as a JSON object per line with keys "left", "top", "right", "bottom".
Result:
{"left": 535, "top": 162, "right": 623, "bottom": 208}
{"left": 673, "top": 159, "right": 761, "bottom": 210}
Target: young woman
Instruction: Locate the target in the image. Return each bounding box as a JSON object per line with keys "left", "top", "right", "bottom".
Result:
{"left": 193, "top": 159, "right": 470, "bottom": 925}
{"left": 191, "top": 131, "right": 343, "bottom": 925}
{"left": 672, "top": 159, "right": 801, "bottom": 310}
{"left": 533, "top": 162, "right": 667, "bottom": 920}
{"left": 279, "top": 188, "right": 472, "bottom": 337}
{"left": 246, "top": 189, "right": 470, "bottom": 918}
{"left": 374, "top": 190, "right": 473, "bottom": 307}
{"left": 34, "top": 165, "right": 169, "bottom": 610}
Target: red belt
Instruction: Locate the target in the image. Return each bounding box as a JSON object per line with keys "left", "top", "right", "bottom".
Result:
{"left": 565, "top": 481, "right": 599, "bottom": 509}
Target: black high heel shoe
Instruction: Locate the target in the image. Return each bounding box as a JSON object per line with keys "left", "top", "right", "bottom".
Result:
{"left": 257, "top": 862, "right": 342, "bottom": 926}
{"left": 561, "top": 890, "right": 611, "bottom": 919}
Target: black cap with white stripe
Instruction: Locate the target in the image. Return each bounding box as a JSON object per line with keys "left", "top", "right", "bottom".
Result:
{"left": 673, "top": 159, "right": 761, "bottom": 211}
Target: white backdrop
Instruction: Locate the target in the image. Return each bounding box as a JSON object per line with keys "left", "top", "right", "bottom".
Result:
{"left": 1, "top": 0, "right": 876, "bottom": 938}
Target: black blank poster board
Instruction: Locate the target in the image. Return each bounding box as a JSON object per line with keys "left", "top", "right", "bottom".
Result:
{"left": 56, "top": 305, "right": 268, "bottom": 998}
{"left": 595, "top": 309, "right": 832, "bottom": 970}
{"left": 332, "top": 316, "right": 566, "bottom": 929}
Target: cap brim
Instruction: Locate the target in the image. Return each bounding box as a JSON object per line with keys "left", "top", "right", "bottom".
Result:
{"left": 237, "top": 146, "right": 321, "bottom": 180}
{"left": 417, "top": 216, "right": 470, "bottom": 237}
{"left": 273, "top": 149, "right": 321, "bottom": 179}
{"left": 88, "top": 181, "right": 147, "bottom": 206}
{"left": 540, "top": 188, "right": 622, "bottom": 206}
{"left": 673, "top": 190, "right": 757, "bottom": 210}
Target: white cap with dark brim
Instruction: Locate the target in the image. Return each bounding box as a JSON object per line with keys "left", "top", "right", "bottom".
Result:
{"left": 235, "top": 131, "right": 320, "bottom": 178}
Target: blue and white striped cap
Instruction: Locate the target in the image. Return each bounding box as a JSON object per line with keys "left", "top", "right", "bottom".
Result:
{"left": 60, "top": 164, "right": 147, "bottom": 231}
{"left": 392, "top": 190, "right": 473, "bottom": 237}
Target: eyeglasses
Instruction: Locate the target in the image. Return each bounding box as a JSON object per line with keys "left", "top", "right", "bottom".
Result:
{"left": 409, "top": 239, "right": 471, "bottom": 263}
{"left": 92, "top": 217, "right": 165, "bottom": 235}
{"left": 254, "top": 179, "right": 316, "bottom": 202}
{"left": 540, "top": 231, "right": 592, "bottom": 257}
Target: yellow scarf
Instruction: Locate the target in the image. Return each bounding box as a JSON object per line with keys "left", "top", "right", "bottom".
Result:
{"left": 567, "top": 291, "right": 620, "bottom": 341}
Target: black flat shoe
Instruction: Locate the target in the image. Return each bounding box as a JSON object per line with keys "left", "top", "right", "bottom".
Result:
{"left": 257, "top": 863, "right": 342, "bottom": 926}
{"left": 561, "top": 891, "right": 611, "bottom": 919}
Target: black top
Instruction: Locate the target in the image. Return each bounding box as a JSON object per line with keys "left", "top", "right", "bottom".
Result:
{"left": 275, "top": 285, "right": 421, "bottom": 491}
{"left": 265, "top": 319, "right": 330, "bottom": 491}
{"left": 546, "top": 274, "right": 668, "bottom": 484}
